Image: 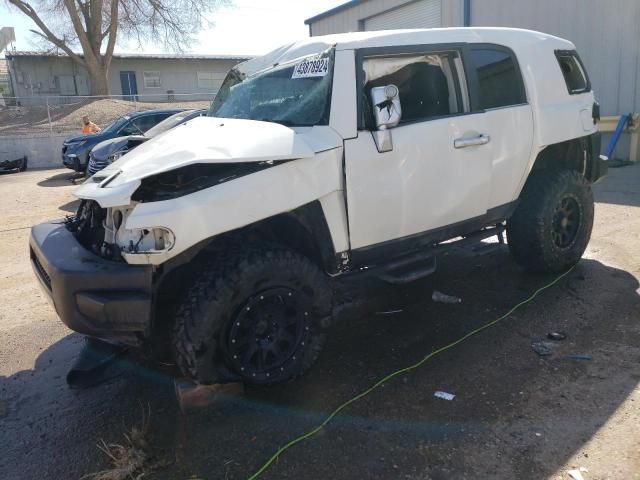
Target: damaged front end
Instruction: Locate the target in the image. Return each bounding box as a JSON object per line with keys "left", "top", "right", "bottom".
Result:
{"left": 65, "top": 199, "right": 175, "bottom": 263}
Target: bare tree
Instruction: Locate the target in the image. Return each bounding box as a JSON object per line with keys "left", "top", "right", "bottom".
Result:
{"left": 5, "top": 0, "right": 229, "bottom": 94}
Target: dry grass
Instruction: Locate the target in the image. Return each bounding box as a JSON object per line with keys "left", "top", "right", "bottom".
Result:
{"left": 81, "top": 406, "right": 169, "bottom": 480}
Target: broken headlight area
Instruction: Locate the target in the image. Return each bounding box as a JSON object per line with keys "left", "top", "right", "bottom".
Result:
{"left": 131, "top": 161, "right": 288, "bottom": 203}
{"left": 65, "top": 200, "right": 107, "bottom": 255}
{"left": 66, "top": 200, "right": 175, "bottom": 262}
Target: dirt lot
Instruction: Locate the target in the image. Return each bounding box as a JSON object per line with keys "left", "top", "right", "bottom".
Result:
{"left": 1, "top": 166, "right": 639, "bottom": 480}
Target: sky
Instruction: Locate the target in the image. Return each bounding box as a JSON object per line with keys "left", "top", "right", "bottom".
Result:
{"left": 0, "top": 0, "right": 346, "bottom": 57}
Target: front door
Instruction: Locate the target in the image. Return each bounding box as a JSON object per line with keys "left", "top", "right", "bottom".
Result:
{"left": 120, "top": 71, "right": 138, "bottom": 99}
{"left": 344, "top": 47, "right": 493, "bottom": 251}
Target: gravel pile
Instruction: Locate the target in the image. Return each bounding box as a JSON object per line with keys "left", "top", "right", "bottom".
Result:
{"left": 0, "top": 98, "right": 211, "bottom": 136}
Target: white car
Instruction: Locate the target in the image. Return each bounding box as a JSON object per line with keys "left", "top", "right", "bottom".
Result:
{"left": 31, "top": 28, "right": 607, "bottom": 386}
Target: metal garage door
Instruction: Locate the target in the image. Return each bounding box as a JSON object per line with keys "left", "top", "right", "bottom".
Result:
{"left": 363, "top": 0, "right": 442, "bottom": 31}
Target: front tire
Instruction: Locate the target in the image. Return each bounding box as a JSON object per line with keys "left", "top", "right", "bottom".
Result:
{"left": 507, "top": 170, "right": 594, "bottom": 272}
{"left": 172, "top": 246, "right": 332, "bottom": 385}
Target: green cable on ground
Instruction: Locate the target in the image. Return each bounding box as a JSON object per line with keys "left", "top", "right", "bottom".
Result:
{"left": 247, "top": 266, "right": 575, "bottom": 480}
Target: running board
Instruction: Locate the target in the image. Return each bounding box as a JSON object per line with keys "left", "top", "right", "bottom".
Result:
{"left": 366, "top": 225, "right": 505, "bottom": 285}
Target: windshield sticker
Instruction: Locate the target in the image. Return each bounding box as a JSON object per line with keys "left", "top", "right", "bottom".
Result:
{"left": 291, "top": 57, "right": 330, "bottom": 79}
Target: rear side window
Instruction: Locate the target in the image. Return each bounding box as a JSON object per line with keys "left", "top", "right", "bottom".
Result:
{"left": 469, "top": 47, "right": 526, "bottom": 110}
{"left": 556, "top": 51, "right": 590, "bottom": 94}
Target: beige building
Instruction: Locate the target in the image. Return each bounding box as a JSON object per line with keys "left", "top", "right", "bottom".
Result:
{"left": 5, "top": 52, "right": 250, "bottom": 104}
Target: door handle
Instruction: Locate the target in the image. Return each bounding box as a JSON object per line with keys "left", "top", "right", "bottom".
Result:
{"left": 454, "top": 134, "right": 491, "bottom": 149}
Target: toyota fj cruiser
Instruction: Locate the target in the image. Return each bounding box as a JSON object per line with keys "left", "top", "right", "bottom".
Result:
{"left": 30, "top": 28, "right": 607, "bottom": 385}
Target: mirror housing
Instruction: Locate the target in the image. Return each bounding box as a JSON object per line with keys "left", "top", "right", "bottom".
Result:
{"left": 370, "top": 84, "right": 401, "bottom": 152}
{"left": 371, "top": 84, "right": 402, "bottom": 130}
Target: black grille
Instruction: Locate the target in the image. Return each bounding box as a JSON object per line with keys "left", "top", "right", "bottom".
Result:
{"left": 31, "top": 249, "right": 52, "bottom": 291}
{"left": 87, "top": 159, "right": 109, "bottom": 176}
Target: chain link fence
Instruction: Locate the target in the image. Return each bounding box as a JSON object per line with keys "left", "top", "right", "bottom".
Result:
{"left": 0, "top": 93, "right": 214, "bottom": 137}
{"left": 0, "top": 93, "right": 215, "bottom": 168}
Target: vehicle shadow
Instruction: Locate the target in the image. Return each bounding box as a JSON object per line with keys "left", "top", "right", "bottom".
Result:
{"left": 37, "top": 171, "right": 84, "bottom": 187}
{"left": 2, "top": 250, "right": 639, "bottom": 480}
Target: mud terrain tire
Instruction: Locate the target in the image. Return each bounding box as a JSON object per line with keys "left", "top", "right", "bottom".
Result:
{"left": 507, "top": 170, "right": 594, "bottom": 272}
{"left": 173, "top": 246, "right": 332, "bottom": 385}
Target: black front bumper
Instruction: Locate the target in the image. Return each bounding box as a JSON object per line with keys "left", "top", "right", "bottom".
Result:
{"left": 0, "top": 156, "right": 26, "bottom": 171}
{"left": 30, "top": 222, "right": 153, "bottom": 345}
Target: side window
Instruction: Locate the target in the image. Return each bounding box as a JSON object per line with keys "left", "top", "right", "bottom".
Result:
{"left": 362, "top": 51, "right": 465, "bottom": 127}
{"left": 469, "top": 47, "right": 526, "bottom": 110}
{"left": 131, "top": 114, "right": 165, "bottom": 133}
{"left": 556, "top": 51, "right": 590, "bottom": 94}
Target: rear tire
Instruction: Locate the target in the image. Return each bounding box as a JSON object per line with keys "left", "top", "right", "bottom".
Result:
{"left": 172, "top": 245, "right": 332, "bottom": 385}
{"left": 507, "top": 170, "right": 594, "bottom": 272}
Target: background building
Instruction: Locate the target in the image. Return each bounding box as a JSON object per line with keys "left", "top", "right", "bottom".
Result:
{"left": 306, "top": 0, "right": 640, "bottom": 125}
{"left": 5, "top": 52, "right": 250, "bottom": 103}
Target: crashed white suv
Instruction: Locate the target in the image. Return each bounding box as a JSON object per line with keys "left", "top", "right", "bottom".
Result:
{"left": 31, "top": 28, "right": 606, "bottom": 385}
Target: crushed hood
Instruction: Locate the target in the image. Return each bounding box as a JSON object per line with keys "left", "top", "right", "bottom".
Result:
{"left": 74, "top": 116, "right": 343, "bottom": 207}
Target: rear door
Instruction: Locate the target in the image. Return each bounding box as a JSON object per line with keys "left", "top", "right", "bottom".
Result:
{"left": 466, "top": 45, "right": 534, "bottom": 208}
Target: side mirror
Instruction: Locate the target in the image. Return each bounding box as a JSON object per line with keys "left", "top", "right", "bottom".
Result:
{"left": 371, "top": 84, "right": 401, "bottom": 130}
{"left": 370, "top": 84, "right": 401, "bottom": 153}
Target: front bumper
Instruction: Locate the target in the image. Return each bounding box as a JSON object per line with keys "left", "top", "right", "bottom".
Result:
{"left": 29, "top": 221, "right": 153, "bottom": 345}
{"left": 0, "top": 156, "right": 26, "bottom": 171}
{"left": 62, "top": 149, "right": 88, "bottom": 171}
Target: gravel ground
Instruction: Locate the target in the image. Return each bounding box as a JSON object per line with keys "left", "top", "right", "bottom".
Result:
{"left": 0, "top": 98, "right": 211, "bottom": 136}
{"left": 0, "top": 166, "right": 639, "bottom": 480}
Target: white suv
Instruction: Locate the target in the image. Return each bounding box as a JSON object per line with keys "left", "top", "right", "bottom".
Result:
{"left": 30, "top": 28, "right": 607, "bottom": 385}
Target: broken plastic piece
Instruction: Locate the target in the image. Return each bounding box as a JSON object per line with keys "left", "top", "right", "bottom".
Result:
{"left": 375, "top": 309, "right": 404, "bottom": 315}
{"left": 434, "top": 391, "right": 455, "bottom": 401}
{"left": 547, "top": 331, "right": 567, "bottom": 341}
{"left": 432, "top": 290, "right": 462, "bottom": 304}
{"left": 568, "top": 469, "right": 586, "bottom": 480}
{"left": 566, "top": 354, "right": 592, "bottom": 361}
{"left": 66, "top": 337, "right": 126, "bottom": 388}
{"left": 531, "top": 341, "right": 554, "bottom": 356}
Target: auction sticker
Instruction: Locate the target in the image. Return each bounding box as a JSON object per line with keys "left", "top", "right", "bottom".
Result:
{"left": 292, "top": 57, "right": 330, "bottom": 78}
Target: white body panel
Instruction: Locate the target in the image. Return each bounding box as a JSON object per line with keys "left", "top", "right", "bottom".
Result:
{"left": 123, "top": 148, "right": 344, "bottom": 265}
{"left": 345, "top": 114, "right": 492, "bottom": 249}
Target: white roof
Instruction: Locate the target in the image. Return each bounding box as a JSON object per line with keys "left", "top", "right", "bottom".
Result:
{"left": 239, "top": 27, "right": 574, "bottom": 76}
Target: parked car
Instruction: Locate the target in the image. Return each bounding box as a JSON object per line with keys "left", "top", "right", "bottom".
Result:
{"left": 31, "top": 28, "right": 607, "bottom": 387}
{"left": 0, "top": 155, "right": 27, "bottom": 173}
{"left": 86, "top": 109, "right": 208, "bottom": 176}
{"left": 62, "top": 109, "right": 185, "bottom": 172}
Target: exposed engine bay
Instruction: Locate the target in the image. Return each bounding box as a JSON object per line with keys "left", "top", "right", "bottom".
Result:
{"left": 66, "top": 200, "right": 174, "bottom": 262}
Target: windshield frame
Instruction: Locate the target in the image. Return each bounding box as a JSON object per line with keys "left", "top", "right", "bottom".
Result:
{"left": 208, "top": 48, "right": 335, "bottom": 127}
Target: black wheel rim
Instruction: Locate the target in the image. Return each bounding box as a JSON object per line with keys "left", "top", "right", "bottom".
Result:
{"left": 551, "top": 195, "right": 581, "bottom": 249}
{"left": 227, "top": 287, "right": 309, "bottom": 382}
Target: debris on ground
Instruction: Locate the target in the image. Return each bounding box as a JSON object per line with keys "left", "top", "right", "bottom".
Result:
{"left": 547, "top": 331, "right": 568, "bottom": 341}
{"left": 531, "top": 341, "right": 555, "bottom": 356}
{"left": 175, "top": 379, "right": 245, "bottom": 412}
{"left": 567, "top": 468, "right": 588, "bottom": 480}
{"left": 566, "top": 354, "right": 593, "bottom": 361}
{"left": 375, "top": 309, "right": 404, "bottom": 315}
{"left": 433, "top": 391, "right": 456, "bottom": 401}
{"left": 432, "top": 290, "right": 462, "bottom": 304}
{"left": 82, "top": 406, "right": 168, "bottom": 480}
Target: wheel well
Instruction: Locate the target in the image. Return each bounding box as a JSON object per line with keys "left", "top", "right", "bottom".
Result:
{"left": 241, "top": 202, "right": 337, "bottom": 274}
{"left": 148, "top": 201, "right": 337, "bottom": 357}
{"left": 531, "top": 137, "right": 588, "bottom": 176}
